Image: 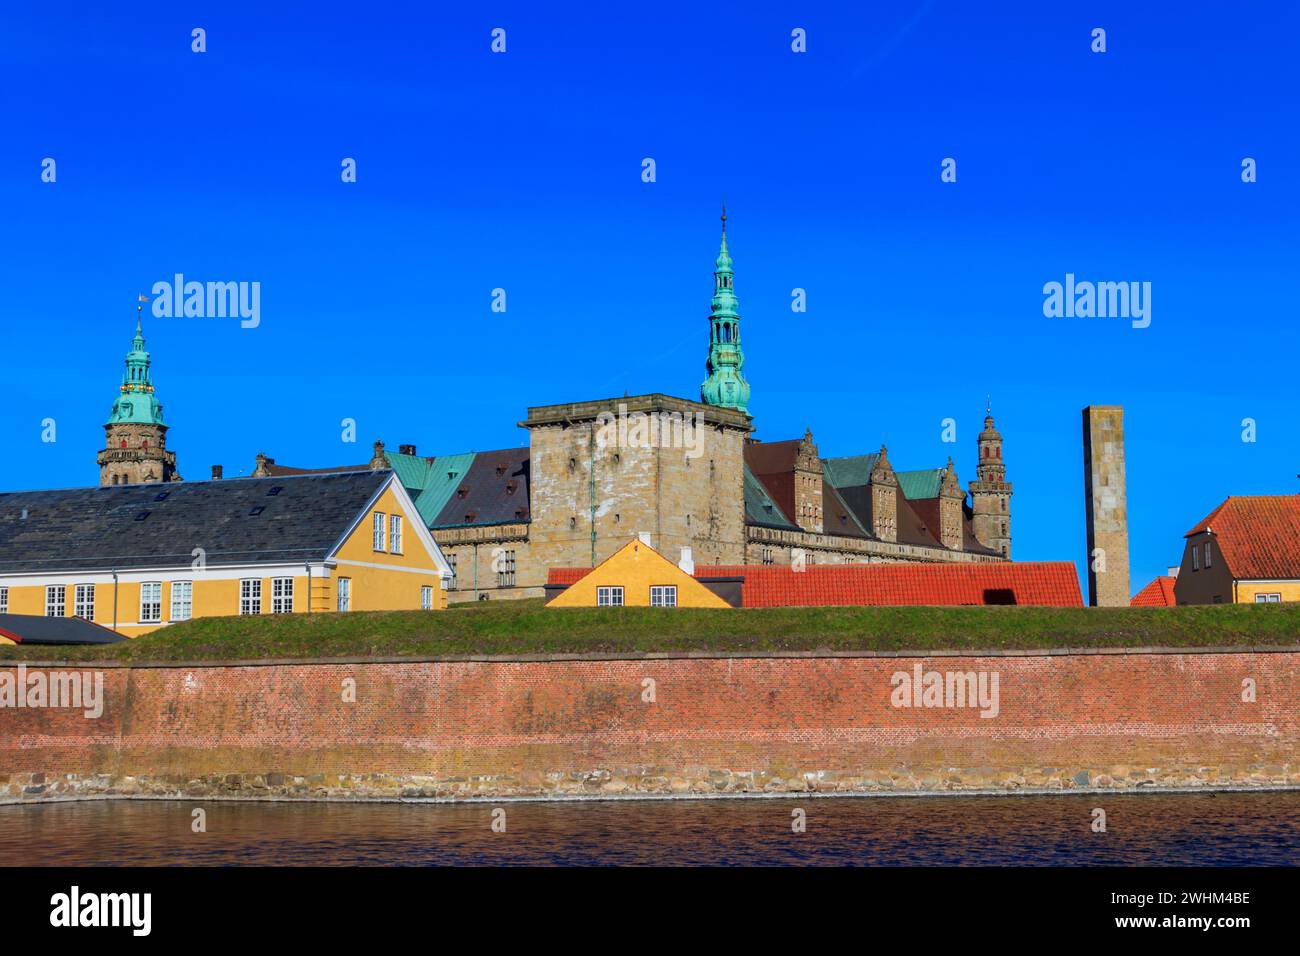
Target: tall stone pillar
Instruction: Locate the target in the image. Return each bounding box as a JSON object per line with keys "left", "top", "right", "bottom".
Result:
{"left": 1082, "top": 405, "right": 1130, "bottom": 607}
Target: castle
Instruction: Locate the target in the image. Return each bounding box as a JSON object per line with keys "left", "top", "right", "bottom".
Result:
{"left": 96, "top": 314, "right": 181, "bottom": 486}
{"left": 101, "top": 211, "right": 1012, "bottom": 601}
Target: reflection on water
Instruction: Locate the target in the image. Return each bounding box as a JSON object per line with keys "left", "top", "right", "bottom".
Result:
{"left": 5, "top": 792, "right": 1299, "bottom": 866}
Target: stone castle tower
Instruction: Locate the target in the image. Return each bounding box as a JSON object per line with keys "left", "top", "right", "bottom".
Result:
{"left": 97, "top": 314, "right": 181, "bottom": 486}
{"left": 700, "top": 205, "right": 751, "bottom": 414}
{"left": 968, "top": 404, "right": 1011, "bottom": 557}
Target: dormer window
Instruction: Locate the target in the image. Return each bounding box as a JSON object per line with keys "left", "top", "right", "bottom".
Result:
{"left": 457, "top": 487, "right": 469, "bottom": 499}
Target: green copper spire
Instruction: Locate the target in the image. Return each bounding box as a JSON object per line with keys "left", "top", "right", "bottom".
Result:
{"left": 700, "top": 203, "right": 751, "bottom": 414}
{"left": 105, "top": 310, "right": 167, "bottom": 426}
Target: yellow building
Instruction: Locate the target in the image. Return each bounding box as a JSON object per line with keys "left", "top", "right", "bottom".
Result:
{"left": 545, "top": 537, "right": 730, "bottom": 608}
{"left": 1174, "top": 495, "right": 1300, "bottom": 605}
{"left": 0, "top": 471, "right": 452, "bottom": 636}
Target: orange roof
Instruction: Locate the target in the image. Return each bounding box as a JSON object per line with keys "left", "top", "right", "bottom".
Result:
{"left": 551, "top": 561, "right": 1081, "bottom": 607}
{"left": 1184, "top": 495, "right": 1300, "bottom": 580}
{"left": 1131, "top": 576, "right": 1177, "bottom": 607}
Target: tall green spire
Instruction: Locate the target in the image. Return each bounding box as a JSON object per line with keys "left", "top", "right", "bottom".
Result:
{"left": 700, "top": 203, "right": 751, "bottom": 414}
{"left": 105, "top": 311, "right": 166, "bottom": 426}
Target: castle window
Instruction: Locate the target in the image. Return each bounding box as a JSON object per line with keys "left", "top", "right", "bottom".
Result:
{"left": 140, "top": 582, "right": 162, "bottom": 623}
{"left": 597, "top": 586, "right": 624, "bottom": 607}
{"left": 74, "top": 584, "right": 95, "bottom": 620}
{"left": 568, "top": 458, "right": 577, "bottom": 471}
{"left": 569, "top": 516, "right": 577, "bottom": 529}
{"left": 650, "top": 585, "right": 677, "bottom": 608}
{"left": 171, "top": 582, "right": 193, "bottom": 621}
{"left": 240, "top": 578, "right": 262, "bottom": 615}
{"left": 45, "top": 585, "right": 66, "bottom": 617}
{"left": 496, "top": 550, "right": 516, "bottom": 588}
{"left": 614, "top": 513, "right": 621, "bottom": 523}
{"left": 373, "top": 512, "right": 386, "bottom": 551}
{"left": 272, "top": 577, "right": 294, "bottom": 614}
{"left": 447, "top": 554, "right": 458, "bottom": 590}
{"left": 762, "top": 547, "right": 773, "bottom": 565}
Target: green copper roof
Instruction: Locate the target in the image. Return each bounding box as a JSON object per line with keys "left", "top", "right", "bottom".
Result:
{"left": 896, "top": 469, "right": 943, "bottom": 500}
{"left": 743, "top": 464, "right": 798, "bottom": 530}
{"left": 823, "top": 454, "right": 880, "bottom": 490}
{"left": 700, "top": 205, "right": 751, "bottom": 415}
{"left": 385, "top": 451, "right": 476, "bottom": 526}
{"left": 105, "top": 318, "right": 166, "bottom": 427}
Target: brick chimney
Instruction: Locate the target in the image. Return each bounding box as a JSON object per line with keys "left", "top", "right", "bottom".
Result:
{"left": 399, "top": 444, "right": 416, "bottom": 456}
{"left": 211, "top": 465, "right": 223, "bottom": 480}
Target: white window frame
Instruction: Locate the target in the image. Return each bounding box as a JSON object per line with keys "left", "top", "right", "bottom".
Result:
{"left": 45, "top": 585, "right": 66, "bottom": 617}
{"left": 74, "top": 584, "right": 95, "bottom": 620}
{"left": 170, "top": 581, "right": 193, "bottom": 621}
{"left": 240, "top": 578, "right": 262, "bottom": 615}
{"left": 337, "top": 576, "right": 351, "bottom": 612}
{"left": 497, "top": 549, "right": 516, "bottom": 588}
{"left": 597, "top": 586, "right": 624, "bottom": 607}
{"left": 372, "top": 512, "right": 386, "bottom": 552}
{"left": 650, "top": 585, "right": 677, "bottom": 608}
{"left": 0, "top": 586, "right": 7, "bottom": 614}
{"left": 139, "top": 582, "right": 162, "bottom": 623}
{"left": 421, "top": 585, "right": 433, "bottom": 610}
{"left": 271, "top": 577, "right": 294, "bottom": 614}
{"left": 1255, "top": 593, "right": 1282, "bottom": 604}
{"left": 389, "top": 514, "right": 403, "bottom": 554}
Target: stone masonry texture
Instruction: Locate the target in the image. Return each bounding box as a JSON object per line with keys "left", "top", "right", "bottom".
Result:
{"left": 2, "top": 651, "right": 1297, "bottom": 801}
{"left": 1083, "top": 405, "right": 1130, "bottom": 607}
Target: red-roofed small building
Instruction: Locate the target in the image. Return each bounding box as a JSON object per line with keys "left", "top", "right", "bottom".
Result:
{"left": 1174, "top": 495, "right": 1300, "bottom": 604}
{"left": 1131, "top": 575, "right": 1177, "bottom": 607}
{"left": 546, "top": 559, "right": 1082, "bottom": 608}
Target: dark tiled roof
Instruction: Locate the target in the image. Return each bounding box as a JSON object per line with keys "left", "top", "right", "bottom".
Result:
{"left": 430, "top": 447, "right": 530, "bottom": 528}
{"left": 0, "top": 613, "right": 126, "bottom": 644}
{"left": 1184, "top": 495, "right": 1300, "bottom": 580}
{"left": 0, "top": 472, "right": 389, "bottom": 574}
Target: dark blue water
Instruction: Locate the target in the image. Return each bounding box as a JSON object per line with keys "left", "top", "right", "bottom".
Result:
{"left": 4, "top": 792, "right": 1298, "bottom": 866}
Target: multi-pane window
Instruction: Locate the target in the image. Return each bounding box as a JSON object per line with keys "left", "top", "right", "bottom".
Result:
{"left": 337, "top": 577, "right": 351, "bottom": 612}
{"left": 0, "top": 587, "right": 8, "bottom": 613}
{"left": 761, "top": 547, "right": 774, "bottom": 566}
{"left": 650, "top": 585, "right": 677, "bottom": 608}
{"left": 171, "top": 581, "right": 193, "bottom": 621}
{"left": 271, "top": 577, "right": 294, "bottom": 614}
{"left": 74, "top": 584, "right": 95, "bottom": 620}
{"left": 389, "top": 514, "right": 403, "bottom": 554}
{"left": 140, "top": 582, "right": 162, "bottom": 623}
{"left": 45, "top": 585, "right": 66, "bottom": 617}
{"left": 448, "top": 553, "right": 458, "bottom": 590}
{"left": 497, "top": 549, "right": 516, "bottom": 588}
{"left": 597, "top": 586, "right": 624, "bottom": 607}
{"left": 421, "top": 585, "right": 433, "bottom": 610}
{"left": 1255, "top": 593, "right": 1282, "bottom": 604}
{"left": 372, "top": 512, "right": 386, "bottom": 551}
{"left": 1192, "top": 546, "right": 1200, "bottom": 571}
{"left": 240, "top": 578, "right": 262, "bottom": 615}
{"left": 1204, "top": 542, "right": 1212, "bottom": 568}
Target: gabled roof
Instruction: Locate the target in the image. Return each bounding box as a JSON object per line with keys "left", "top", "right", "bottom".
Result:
{"left": 0, "top": 472, "right": 391, "bottom": 574}
{"left": 896, "top": 469, "right": 943, "bottom": 500}
{"left": 546, "top": 538, "right": 730, "bottom": 608}
{"left": 429, "top": 447, "right": 530, "bottom": 529}
{"left": 386, "top": 451, "right": 477, "bottom": 527}
{"left": 0, "top": 613, "right": 126, "bottom": 645}
{"left": 1131, "top": 576, "right": 1178, "bottom": 607}
{"left": 692, "top": 562, "right": 1082, "bottom": 608}
{"left": 1183, "top": 495, "right": 1300, "bottom": 580}
{"left": 743, "top": 464, "right": 800, "bottom": 531}
{"left": 823, "top": 454, "right": 878, "bottom": 490}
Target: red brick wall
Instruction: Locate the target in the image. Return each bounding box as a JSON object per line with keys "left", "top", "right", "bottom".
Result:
{"left": 3, "top": 651, "right": 1298, "bottom": 799}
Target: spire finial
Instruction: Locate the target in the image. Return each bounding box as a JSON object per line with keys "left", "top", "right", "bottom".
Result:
{"left": 721, "top": 198, "right": 727, "bottom": 232}
{"left": 986, "top": 394, "right": 991, "bottom": 415}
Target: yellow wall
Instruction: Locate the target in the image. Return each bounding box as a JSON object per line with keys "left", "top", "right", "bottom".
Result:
{"left": 0, "top": 482, "right": 448, "bottom": 637}
{"left": 547, "top": 538, "right": 729, "bottom": 608}
{"left": 1235, "top": 581, "right": 1300, "bottom": 603}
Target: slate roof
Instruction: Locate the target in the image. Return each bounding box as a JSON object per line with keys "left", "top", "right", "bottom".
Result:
{"left": 429, "top": 447, "right": 530, "bottom": 529}
{"left": 0, "top": 613, "right": 126, "bottom": 644}
{"left": 743, "top": 465, "right": 800, "bottom": 531}
{"left": 691, "top": 562, "right": 1082, "bottom": 607}
{"left": 1131, "top": 576, "right": 1178, "bottom": 607}
{"left": 1183, "top": 495, "right": 1300, "bottom": 581}
{"left": 0, "top": 472, "right": 390, "bottom": 574}
{"left": 548, "top": 561, "right": 1082, "bottom": 607}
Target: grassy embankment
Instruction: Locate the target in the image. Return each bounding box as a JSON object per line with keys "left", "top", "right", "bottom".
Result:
{"left": 1, "top": 600, "right": 1298, "bottom": 663}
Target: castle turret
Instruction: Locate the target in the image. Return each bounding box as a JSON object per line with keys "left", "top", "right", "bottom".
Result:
{"left": 97, "top": 311, "right": 181, "bottom": 486}
{"left": 700, "top": 204, "right": 751, "bottom": 414}
{"left": 969, "top": 403, "right": 1012, "bottom": 557}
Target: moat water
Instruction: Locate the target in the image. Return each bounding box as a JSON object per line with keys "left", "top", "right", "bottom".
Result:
{"left": 4, "top": 792, "right": 1298, "bottom": 866}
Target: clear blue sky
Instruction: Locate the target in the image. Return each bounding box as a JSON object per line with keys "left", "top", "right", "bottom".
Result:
{"left": 3, "top": 1, "right": 1297, "bottom": 596}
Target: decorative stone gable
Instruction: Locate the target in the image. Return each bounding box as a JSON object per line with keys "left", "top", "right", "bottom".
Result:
{"left": 869, "top": 445, "right": 898, "bottom": 543}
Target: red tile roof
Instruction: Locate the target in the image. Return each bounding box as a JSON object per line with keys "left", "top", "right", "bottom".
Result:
{"left": 549, "top": 561, "right": 1082, "bottom": 607}
{"left": 1130, "top": 576, "right": 1177, "bottom": 607}
{"left": 1184, "top": 495, "right": 1300, "bottom": 580}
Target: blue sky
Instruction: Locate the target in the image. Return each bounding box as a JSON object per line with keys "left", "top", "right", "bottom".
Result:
{"left": 2, "top": 1, "right": 1297, "bottom": 595}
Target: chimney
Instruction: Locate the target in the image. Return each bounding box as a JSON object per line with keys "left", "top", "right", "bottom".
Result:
{"left": 399, "top": 444, "right": 416, "bottom": 456}
{"left": 252, "top": 453, "right": 273, "bottom": 478}
{"left": 211, "top": 465, "right": 223, "bottom": 480}
{"left": 678, "top": 547, "right": 695, "bottom": 574}
{"left": 1082, "top": 405, "right": 1130, "bottom": 607}
{"left": 638, "top": 531, "right": 653, "bottom": 547}
{"left": 1167, "top": 566, "right": 1179, "bottom": 578}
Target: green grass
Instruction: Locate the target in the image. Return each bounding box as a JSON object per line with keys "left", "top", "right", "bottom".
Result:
{"left": 2, "top": 599, "right": 1298, "bottom": 663}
